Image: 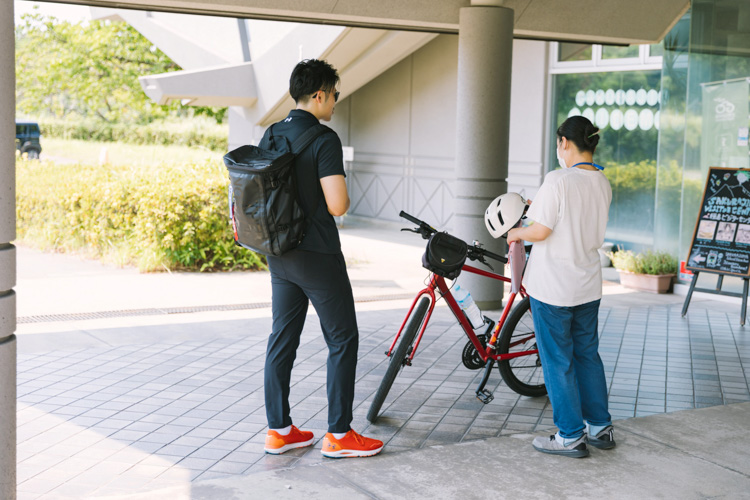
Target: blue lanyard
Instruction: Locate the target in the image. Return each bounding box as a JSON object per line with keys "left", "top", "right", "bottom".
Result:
{"left": 572, "top": 162, "right": 604, "bottom": 171}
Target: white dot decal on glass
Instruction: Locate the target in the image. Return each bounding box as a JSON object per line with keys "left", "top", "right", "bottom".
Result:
{"left": 615, "top": 90, "right": 626, "bottom": 106}
{"left": 595, "top": 108, "right": 609, "bottom": 129}
{"left": 639, "top": 109, "right": 654, "bottom": 130}
{"left": 595, "top": 90, "right": 605, "bottom": 105}
{"left": 625, "top": 89, "right": 636, "bottom": 106}
{"left": 568, "top": 107, "right": 582, "bottom": 117}
{"left": 647, "top": 89, "right": 659, "bottom": 107}
{"left": 586, "top": 90, "right": 596, "bottom": 106}
{"left": 654, "top": 110, "right": 660, "bottom": 130}
{"left": 624, "top": 109, "right": 639, "bottom": 130}
{"left": 636, "top": 89, "right": 647, "bottom": 106}
{"left": 576, "top": 91, "right": 586, "bottom": 107}
{"left": 583, "top": 107, "right": 595, "bottom": 122}
{"left": 610, "top": 109, "right": 624, "bottom": 130}
{"left": 605, "top": 89, "right": 615, "bottom": 106}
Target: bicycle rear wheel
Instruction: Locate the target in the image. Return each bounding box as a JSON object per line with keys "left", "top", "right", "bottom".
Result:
{"left": 367, "top": 296, "right": 430, "bottom": 423}
{"left": 497, "top": 296, "right": 547, "bottom": 397}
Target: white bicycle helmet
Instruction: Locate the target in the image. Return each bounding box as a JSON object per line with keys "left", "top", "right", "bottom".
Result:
{"left": 485, "top": 192, "right": 527, "bottom": 238}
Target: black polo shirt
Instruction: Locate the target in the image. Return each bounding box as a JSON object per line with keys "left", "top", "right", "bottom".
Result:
{"left": 259, "top": 109, "right": 345, "bottom": 255}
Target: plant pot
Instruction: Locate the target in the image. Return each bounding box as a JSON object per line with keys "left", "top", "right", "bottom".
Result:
{"left": 599, "top": 242, "right": 614, "bottom": 267}
{"left": 617, "top": 270, "right": 675, "bottom": 294}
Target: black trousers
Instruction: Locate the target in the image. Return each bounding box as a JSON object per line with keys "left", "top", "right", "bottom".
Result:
{"left": 265, "top": 249, "right": 358, "bottom": 433}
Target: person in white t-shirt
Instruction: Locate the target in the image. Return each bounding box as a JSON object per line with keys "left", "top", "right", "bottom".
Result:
{"left": 507, "top": 115, "right": 614, "bottom": 458}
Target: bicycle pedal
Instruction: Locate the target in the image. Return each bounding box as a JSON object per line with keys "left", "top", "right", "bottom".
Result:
{"left": 475, "top": 389, "right": 494, "bottom": 404}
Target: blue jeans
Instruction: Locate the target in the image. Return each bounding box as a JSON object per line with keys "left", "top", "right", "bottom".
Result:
{"left": 529, "top": 297, "right": 611, "bottom": 439}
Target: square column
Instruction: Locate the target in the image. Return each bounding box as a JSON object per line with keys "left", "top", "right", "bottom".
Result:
{"left": 0, "top": 2, "right": 17, "bottom": 499}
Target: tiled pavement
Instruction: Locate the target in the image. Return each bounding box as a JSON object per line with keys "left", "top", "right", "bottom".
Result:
{"left": 15, "top": 296, "right": 750, "bottom": 499}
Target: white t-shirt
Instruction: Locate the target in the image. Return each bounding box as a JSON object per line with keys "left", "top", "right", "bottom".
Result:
{"left": 523, "top": 167, "right": 612, "bottom": 307}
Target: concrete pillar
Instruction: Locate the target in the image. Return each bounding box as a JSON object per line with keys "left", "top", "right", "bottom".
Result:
{"left": 228, "top": 106, "right": 265, "bottom": 150}
{"left": 454, "top": 2, "right": 513, "bottom": 309}
{"left": 0, "top": 2, "right": 17, "bottom": 499}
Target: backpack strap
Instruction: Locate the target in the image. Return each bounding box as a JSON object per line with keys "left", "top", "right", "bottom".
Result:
{"left": 288, "top": 124, "right": 334, "bottom": 242}
{"left": 290, "top": 124, "right": 331, "bottom": 155}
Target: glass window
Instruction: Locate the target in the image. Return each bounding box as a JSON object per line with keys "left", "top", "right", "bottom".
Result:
{"left": 601, "top": 45, "right": 640, "bottom": 60}
{"left": 678, "top": 0, "right": 750, "bottom": 269}
{"left": 648, "top": 43, "right": 664, "bottom": 58}
{"left": 558, "top": 43, "right": 592, "bottom": 62}
{"left": 553, "top": 70, "right": 662, "bottom": 250}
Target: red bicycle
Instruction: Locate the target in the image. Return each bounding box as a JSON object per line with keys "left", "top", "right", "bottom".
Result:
{"left": 367, "top": 211, "right": 546, "bottom": 423}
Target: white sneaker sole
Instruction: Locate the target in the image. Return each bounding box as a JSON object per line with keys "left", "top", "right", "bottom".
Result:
{"left": 321, "top": 445, "right": 383, "bottom": 458}
{"left": 264, "top": 437, "right": 314, "bottom": 455}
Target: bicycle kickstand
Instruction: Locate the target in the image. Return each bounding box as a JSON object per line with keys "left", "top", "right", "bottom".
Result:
{"left": 475, "top": 358, "right": 495, "bottom": 404}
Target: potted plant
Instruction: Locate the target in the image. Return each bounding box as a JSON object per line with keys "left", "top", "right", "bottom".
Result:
{"left": 607, "top": 248, "right": 678, "bottom": 294}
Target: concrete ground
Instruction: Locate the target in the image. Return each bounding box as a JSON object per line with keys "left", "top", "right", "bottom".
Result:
{"left": 13, "top": 217, "right": 750, "bottom": 499}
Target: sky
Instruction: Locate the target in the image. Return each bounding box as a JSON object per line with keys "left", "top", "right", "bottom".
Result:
{"left": 14, "top": 0, "right": 91, "bottom": 23}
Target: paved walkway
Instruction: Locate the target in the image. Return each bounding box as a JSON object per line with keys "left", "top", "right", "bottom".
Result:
{"left": 12, "top": 218, "right": 750, "bottom": 499}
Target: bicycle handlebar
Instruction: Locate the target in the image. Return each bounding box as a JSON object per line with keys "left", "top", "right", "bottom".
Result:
{"left": 398, "top": 210, "right": 437, "bottom": 239}
{"left": 399, "top": 211, "right": 508, "bottom": 265}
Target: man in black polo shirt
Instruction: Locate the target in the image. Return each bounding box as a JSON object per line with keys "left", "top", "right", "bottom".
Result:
{"left": 261, "top": 59, "right": 383, "bottom": 458}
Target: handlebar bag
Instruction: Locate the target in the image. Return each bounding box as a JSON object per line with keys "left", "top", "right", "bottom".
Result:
{"left": 422, "top": 232, "right": 468, "bottom": 279}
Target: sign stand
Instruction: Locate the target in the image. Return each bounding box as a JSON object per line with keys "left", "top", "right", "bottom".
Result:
{"left": 682, "top": 167, "right": 750, "bottom": 326}
{"left": 681, "top": 271, "right": 750, "bottom": 325}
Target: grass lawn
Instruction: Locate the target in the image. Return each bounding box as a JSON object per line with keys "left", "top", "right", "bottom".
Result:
{"left": 39, "top": 137, "right": 224, "bottom": 166}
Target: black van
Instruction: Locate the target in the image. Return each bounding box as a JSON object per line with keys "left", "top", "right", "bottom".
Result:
{"left": 15, "top": 121, "right": 42, "bottom": 159}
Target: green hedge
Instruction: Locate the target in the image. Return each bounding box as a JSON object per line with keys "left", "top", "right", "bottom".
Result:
{"left": 16, "top": 158, "right": 265, "bottom": 272}
{"left": 38, "top": 118, "right": 228, "bottom": 152}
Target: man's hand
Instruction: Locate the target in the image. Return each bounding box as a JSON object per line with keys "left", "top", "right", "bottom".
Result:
{"left": 320, "top": 175, "right": 350, "bottom": 216}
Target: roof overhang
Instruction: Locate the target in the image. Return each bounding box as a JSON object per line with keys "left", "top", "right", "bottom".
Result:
{"left": 38, "top": 0, "right": 689, "bottom": 45}
{"left": 139, "top": 62, "right": 257, "bottom": 107}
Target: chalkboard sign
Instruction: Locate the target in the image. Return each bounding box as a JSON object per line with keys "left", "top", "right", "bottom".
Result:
{"left": 686, "top": 167, "right": 750, "bottom": 276}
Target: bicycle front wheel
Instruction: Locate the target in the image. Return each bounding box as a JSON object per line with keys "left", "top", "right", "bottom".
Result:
{"left": 367, "top": 296, "right": 430, "bottom": 423}
{"left": 497, "top": 296, "right": 547, "bottom": 397}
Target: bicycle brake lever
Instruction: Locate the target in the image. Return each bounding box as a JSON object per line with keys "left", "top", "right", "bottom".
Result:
{"left": 401, "top": 228, "right": 419, "bottom": 233}
{"left": 479, "top": 255, "right": 494, "bottom": 272}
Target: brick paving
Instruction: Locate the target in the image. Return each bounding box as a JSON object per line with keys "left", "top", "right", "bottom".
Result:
{"left": 15, "top": 299, "right": 750, "bottom": 499}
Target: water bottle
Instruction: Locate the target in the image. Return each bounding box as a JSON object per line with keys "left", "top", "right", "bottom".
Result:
{"left": 453, "top": 285, "right": 484, "bottom": 329}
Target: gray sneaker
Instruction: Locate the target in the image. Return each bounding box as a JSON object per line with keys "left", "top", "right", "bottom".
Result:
{"left": 587, "top": 424, "right": 616, "bottom": 449}
{"left": 532, "top": 433, "right": 589, "bottom": 458}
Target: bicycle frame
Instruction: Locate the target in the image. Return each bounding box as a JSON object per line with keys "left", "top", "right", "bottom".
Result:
{"left": 386, "top": 263, "right": 536, "bottom": 365}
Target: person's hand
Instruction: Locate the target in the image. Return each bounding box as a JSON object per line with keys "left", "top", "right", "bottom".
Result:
{"left": 506, "top": 227, "right": 522, "bottom": 243}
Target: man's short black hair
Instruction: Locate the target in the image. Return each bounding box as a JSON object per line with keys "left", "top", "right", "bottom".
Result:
{"left": 289, "top": 59, "right": 340, "bottom": 103}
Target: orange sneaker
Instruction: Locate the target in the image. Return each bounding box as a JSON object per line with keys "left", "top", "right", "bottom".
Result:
{"left": 320, "top": 429, "right": 383, "bottom": 458}
{"left": 264, "top": 425, "right": 315, "bottom": 454}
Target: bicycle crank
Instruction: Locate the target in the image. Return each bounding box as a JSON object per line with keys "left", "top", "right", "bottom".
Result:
{"left": 461, "top": 319, "right": 495, "bottom": 370}
{"left": 474, "top": 358, "right": 495, "bottom": 404}
{"left": 461, "top": 334, "right": 487, "bottom": 370}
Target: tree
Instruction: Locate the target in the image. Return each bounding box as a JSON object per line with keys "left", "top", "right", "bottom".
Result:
{"left": 15, "top": 11, "right": 226, "bottom": 124}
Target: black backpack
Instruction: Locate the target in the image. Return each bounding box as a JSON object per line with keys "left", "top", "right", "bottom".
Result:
{"left": 223, "top": 124, "right": 331, "bottom": 256}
